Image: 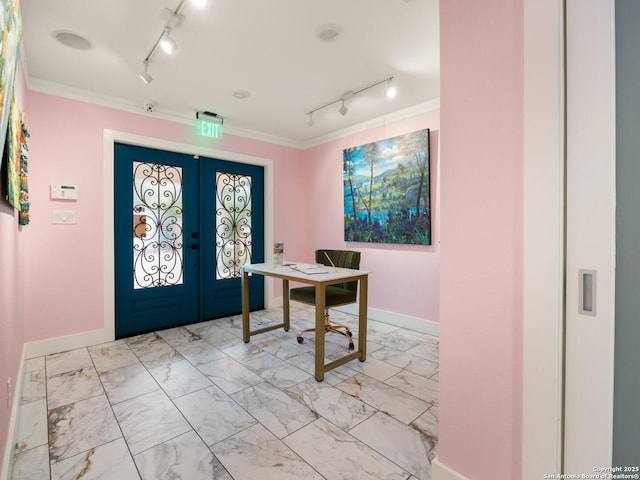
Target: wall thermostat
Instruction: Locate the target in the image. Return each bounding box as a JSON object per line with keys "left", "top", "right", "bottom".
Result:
{"left": 51, "top": 184, "right": 78, "bottom": 200}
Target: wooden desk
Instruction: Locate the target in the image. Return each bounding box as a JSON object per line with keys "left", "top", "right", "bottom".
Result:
{"left": 241, "top": 263, "right": 368, "bottom": 381}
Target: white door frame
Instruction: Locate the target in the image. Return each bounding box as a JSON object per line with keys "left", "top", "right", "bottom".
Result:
{"left": 522, "top": 0, "right": 566, "bottom": 477}
{"left": 563, "top": 0, "right": 616, "bottom": 471}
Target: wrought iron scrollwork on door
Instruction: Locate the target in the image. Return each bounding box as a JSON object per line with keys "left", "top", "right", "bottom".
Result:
{"left": 215, "top": 172, "right": 253, "bottom": 279}
{"left": 132, "top": 161, "right": 184, "bottom": 289}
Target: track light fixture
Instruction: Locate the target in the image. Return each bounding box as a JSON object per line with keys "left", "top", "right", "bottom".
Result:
{"left": 139, "top": 0, "right": 206, "bottom": 84}
{"left": 160, "top": 28, "right": 177, "bottom": 54}
{"left": 339, "top": 99, "right": 348, "bottom": 116}
{"left": 385, "top": 78, "right": 397, "bottom": 99}
{"left": 139, "top": 61, "right": 153, "bottom": 84}
{"left": 305, "top": 75, "right": 396, "bottom": 125}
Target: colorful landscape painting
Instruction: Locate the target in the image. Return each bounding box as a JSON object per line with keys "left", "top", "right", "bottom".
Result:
{"left": 343, "top": 128, "right": 430, "bottom": 245}
{"left": 0, "top": 0, "right": 22, "bottom": 173}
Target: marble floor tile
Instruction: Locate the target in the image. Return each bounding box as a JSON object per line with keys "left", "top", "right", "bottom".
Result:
{"left": 242, "top": 353, "right": 312, "bottom": 388}
{"left": 406, "top": 342, "right": 439, "bottom": 364}
{"left": 10, "top": 444, "right": 49, "bottom": 480}
{"left": 156, "top": 326, "right": 202, "bottom": 347}
{"left": 183, "top": 318, "right": 219, "bottom": 335}
{"left": 286, "top": 378, "right": 376, "bottom": 430}
{"left": 208, "top": 315, "right": 245, "bottom": 337}
{"left": 112, "top": 390, "right": 191, "bottom": 455}
{"left": 230, "top": 382, "right": 318, "bottom": 438}
{"left": 256, "top": 334, "right": 315, "bottom": 361}
{"left": 284, "top": 417, "right": 410, "bottom": 480}
{"left": 337, "top": 373, "right": 431, "bottom": 424}
{"left": 123, "top": 332, "right": 161, "bottom": 349}
{"left": 46, "top": 366, "right": 103, "bottom": 409}
{"left": 350, "top": 411, "right": 435, "bottom": 480}
{"left": 134, "top": 430, "right": 232, "bottom": 480}
{"left": 186, "top": 323, "right": 238, "bottom": 346}
{"left": 20, "top": 368, "right": 46, "bottom": 404}
{"left": 148, "top": 359, "right": 212, "bottom": 398}
{"left": 173, "top": 385, "right": 256, "bottom": 446}
{"left": 343, "top": 356, "right": 402, "bottom": 381}
{"left": 127, "top": 337, "right": 184, "bottom": 369}
{"left": 173, "top": 339, "right": 227, "bottom": 366}
{"left": 49, "top": 438, "right": 138, "bottom": 480}
{"left": 212, "top": 424, "right": 324, "bottom": 480}
{"left": 99, "top": 362, "right": 159, "bottom": 405}
{"left": 281, "top": 349, "right": 360, "bottom": 384}
{"left": 281, "top": 350, "right": 316, "bottom": 376}
{"left": 46, "top": 349, "right": 93, "bottom": 377}
{"left": 411, "top": 405, "right": 438, "bottom": 442}
{"left": 385, "top": 370, "right": 439, "bottom": 405}
{"left": 196, "top": 357, "right": 263, "bottom": 394}
{"left": 48, "top": 394, "right": 121, "bottom": 464}
{"left": 321, "top": 364, "right": 360, "bottom": 386}
{"left": 88, "top": 341, "right": 140, "bottom": 373}
{"left": 372, "top": 328, "right": 435, "bottom": 353}
{"left": 14, "top": 399, "right": 48, "bottom": 455}
{"left": 371, "top": 347, "right": 439, "bottom": 378}
{"left": 220, "top": 341, "right": 269, "bottom": 363}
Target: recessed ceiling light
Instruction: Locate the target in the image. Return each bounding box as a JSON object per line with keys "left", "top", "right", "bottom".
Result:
{"left": 317, "top": 24, "right": 343, "bottom": 43}
{"left": 53, "top": 31, "right": 92, "bottom": 50}
{"left": 232, "top": 90, "right": 250, "bottom": 99}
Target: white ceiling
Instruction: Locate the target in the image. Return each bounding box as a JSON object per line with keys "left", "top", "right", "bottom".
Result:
{"left": 20, "top": 0, "right": 439, "bottom": 147}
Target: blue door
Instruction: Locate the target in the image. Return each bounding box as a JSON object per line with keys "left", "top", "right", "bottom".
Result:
{"left": 114, "top": 143, "right": 264, "bottom": 338}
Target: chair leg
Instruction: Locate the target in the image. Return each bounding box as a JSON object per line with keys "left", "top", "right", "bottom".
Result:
{"left": 296, "top": 312, "right": 354, "bottom": 350}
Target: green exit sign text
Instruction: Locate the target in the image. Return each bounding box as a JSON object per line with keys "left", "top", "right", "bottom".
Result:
{"left": 198, "top": 119, "right": 222, "bottom": 139}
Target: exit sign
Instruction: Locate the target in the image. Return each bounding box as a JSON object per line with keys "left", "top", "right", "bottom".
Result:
{"left": 198, "top": 119, "right": 222, "bottom": 139}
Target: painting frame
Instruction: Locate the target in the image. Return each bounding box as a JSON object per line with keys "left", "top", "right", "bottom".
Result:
{"left": 0, "top": 0, "right": 22, "bottom": 173}
{"left": 343, "top": 128, "right": 431, "bottom": 245}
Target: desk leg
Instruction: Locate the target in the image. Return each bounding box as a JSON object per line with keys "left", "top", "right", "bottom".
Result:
{"left": 315, "top": 283, "right": 326, "bottom": 381}
{"left": 282, "top": 279, "right": 290, "bottom": 332}
{"left": 242, "top": 270, "right": 250, "bottom": 343}
{"left": 358, "top": 275, "right": 368, "bottom": 361}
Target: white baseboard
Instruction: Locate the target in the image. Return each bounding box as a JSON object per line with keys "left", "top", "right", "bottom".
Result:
{"left": 1, "top": 344, "right": 26, "bottom": 480}
{"left": 336, "top": 304, "right": 439, "bottom": 337}
{"left": 432, "top": 457, "right": 470, "bottom": 480}
{"left": 25, "top": 328, "right": 113, "bottom": 359}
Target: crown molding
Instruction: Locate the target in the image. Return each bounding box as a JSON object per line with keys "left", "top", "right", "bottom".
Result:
{"left": 22, "top": 63, "right": 439, "bottom": 151}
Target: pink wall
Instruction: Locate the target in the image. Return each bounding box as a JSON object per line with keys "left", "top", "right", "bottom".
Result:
{"left": 304, "top": 112, "right": 440, "bottom": 322}
{"left": 0, "top": 62, "right": 26, "bottom": 474}
{"left": 438, "top": 0, "right": 524, "bottom": 478}
{"left": 21, "top": 91, "right": 306, "bottom": 342}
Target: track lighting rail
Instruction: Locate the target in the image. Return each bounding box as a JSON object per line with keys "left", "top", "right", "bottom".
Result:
{"left": 305, "top": 75, "right": 396, "bottom": 126}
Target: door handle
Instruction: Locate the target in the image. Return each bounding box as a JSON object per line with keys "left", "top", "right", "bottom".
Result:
{"left": 579, "top": 269, "right": 596, "bottom": 316}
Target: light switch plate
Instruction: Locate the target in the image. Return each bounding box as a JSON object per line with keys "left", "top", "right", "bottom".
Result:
{"left": 52, "top": 210, "right": 77, "bottom": 224}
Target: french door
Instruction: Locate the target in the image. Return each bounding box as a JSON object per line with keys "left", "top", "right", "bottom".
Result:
{"left": 114, "top": 143, "right": 264, "bottom": 338}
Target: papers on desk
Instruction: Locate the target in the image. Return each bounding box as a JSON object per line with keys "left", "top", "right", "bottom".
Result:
{"left": 288, "top": 264, "right": 330, "bottom": 275}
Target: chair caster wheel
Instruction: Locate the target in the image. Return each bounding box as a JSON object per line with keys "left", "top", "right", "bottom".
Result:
{"left": 297, "top": 336, "right": 304, "bottom": 344}
{"left": 348, "top": 342, "right": 355, "bottom": 350}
